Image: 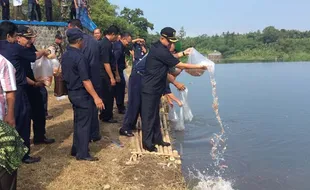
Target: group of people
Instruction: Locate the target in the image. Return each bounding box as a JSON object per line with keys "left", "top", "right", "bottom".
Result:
{"left": 0, "top": 18, "right": 208, "bottom": 189}
{"left": 0, "top": 0, "right": 89, "bottom": 22}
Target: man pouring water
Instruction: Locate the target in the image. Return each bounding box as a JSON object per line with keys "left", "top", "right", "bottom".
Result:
{"left": 140, "top": 27, "right": 209, "bottom": 152}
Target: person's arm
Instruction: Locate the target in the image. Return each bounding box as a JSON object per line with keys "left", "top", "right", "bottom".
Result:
{"left": 0, "top": 59, "right": 17, "bottom": 127}
{"left": 113, "top": 44, "right": 122, "bottom": 83}
{"left": 167, "top": 73, "right": 185, "bottom": 91}
{"left": 26, "top": 77, "right": 44, "bottom": 87}
{"left": 78, "top": 57, "right": 104, "bottom": 110}
{"left": 36, "top": 49, "right": 49, "bottom": 59}
{"left": 83, "top": 80, "right": 104, "bottom": 110}
{"left": 167, "top": 93, "right": 183, "bottom": 107}
{"left": 175, "top": 62, "right": 207, "bottom": 70}
{"left": 100, "top": 41, "right": 116, "bottom": 86}
{"left": 173, "top": 48, "right": 192, "bottom": 59}
{"left": 132, "top": 38, "right": 145, "bottom": 44}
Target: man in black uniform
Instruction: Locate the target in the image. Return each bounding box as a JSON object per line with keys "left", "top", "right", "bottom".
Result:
{"left": 141, "top": 27, "right": 208, "bottom": 152}
{"left": 93, "top": 28, "right": 102, "bottom": 41}
{"left": 68, "top": 19, "right": 102, "bottom": 142}
{"left": 113, "top": 32, "right": 132, "bottom": 114}
{"left": 0, "top": 23, "right": 49, "bottom": 163}
{"left": 99, "top": 25, "right": 120, "bottom": 123}
{"left": 26, "top": 33, "right": 55, "bottom": 145}
{"left": 62, "top": 28, "right": 104, "bottom": 161}
{"left": 1, "top": 0, "right": 10, "bottom": 20}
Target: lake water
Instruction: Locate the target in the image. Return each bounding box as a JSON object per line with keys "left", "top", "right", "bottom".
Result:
{"left": 171, "top": 62, "right": 310, "bottom": 190}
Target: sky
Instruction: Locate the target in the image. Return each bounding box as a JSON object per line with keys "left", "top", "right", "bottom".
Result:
{"left": 108, "top": 0, "right": 310, "bottom": 36}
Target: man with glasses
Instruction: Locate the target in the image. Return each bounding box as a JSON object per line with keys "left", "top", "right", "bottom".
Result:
{"left": 113, "top": 32, "right": 132, "bottom": 115}
{"left": 140, "top": 27, "right": 208, "bottom": 152}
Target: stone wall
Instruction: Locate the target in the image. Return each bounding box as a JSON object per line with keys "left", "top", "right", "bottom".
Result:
{"left": 30, "top": 25, "right": 67, "bottom": 49}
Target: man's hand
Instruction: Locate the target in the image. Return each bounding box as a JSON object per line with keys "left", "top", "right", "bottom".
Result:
{"left": 94, "top": 97, "right": 104, "bottom": 110}
{"left": 115, "top": 75, "right": 121, "bottom": 83}
{"left": 34, "top": 81, "right": 45, "bottom": 87}
{"left": 4, "top": 114, "right": 15, "bottom": 127}
{"left": 200, "top": 64, "right": 208, "bottom": 70}
{"left": 110, "top": 78, "right": 116, "bottom": 86}
{"left": 174, "top": 81, "right": 186, "bottom": 91}
{"left": 184, "top": 48, "right": 193, "bottom": 56}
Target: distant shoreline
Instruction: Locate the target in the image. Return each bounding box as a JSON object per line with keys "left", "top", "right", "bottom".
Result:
{"left": 217, "top": 60, "right": 310, "bottom": 64}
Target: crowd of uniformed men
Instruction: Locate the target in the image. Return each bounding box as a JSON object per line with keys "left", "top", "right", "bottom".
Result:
{"left": 0, "top": 18, "right": 207, "bottom": 163}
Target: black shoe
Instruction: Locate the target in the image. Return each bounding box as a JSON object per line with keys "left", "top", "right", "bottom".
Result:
{"left": 76, "top": 156, "right": 99, "bottom": 161}
{"left": 118, "top": 110, "right": 126, "bottom": 114}
{"left": 23, "top": 156, "right": 41, "bottom": 164}
{"left": 33, "top": 137, "right": 55, "bottom": 145}
{"left": 102, "top": 119, "right": 117, "bottom": 123}
{"left": 70, "top": 152, "right": 76, "bottom": 157}
{"left": 119, "top": 129, "right": 134, "bottom": 137}
{"left": 156, "top": 141, "right": 171, "bottom": 147}
{"left": 143, "top": 145, "right": 158, "bottom": 152}
{"left": 90, "top": 136, "right": 102, "bottom": 142}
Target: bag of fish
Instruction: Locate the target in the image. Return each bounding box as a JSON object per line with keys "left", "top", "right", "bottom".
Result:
{"left": 186, "top": 48, "right": 215, "bottom": 76}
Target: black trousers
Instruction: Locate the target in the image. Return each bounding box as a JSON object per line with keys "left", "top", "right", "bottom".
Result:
{"left": 14, "top": 86, "right": 31, "bottom": 159}
{"left": 45, "top": 6, "right": 52, "bottom": 21}
{"left": 0, "top": 167, "right": 17, "bottom": 190}
{"left": 141, "top": 92, "right": 163, "bottom": 148}
{"left": 1, "top": 4, "right": 9, "bottom": 20}
{"left": 27, "top": 85, "right": 46, "bottom": 141}
{"left": 68, "top": 90, "right": 92, "bottom": 158}
{"left": 99, "top": 77, "right": 115, "bottom": 121}
{"left": 115, "top": 70, "right": 126, "bottom": 112}
{"left": 90, "top": 100, "right": 100, "bottom": 140}
{"left": 122, "top": 72, "right": 142, "bottom": 131}
{"left": 36, "top": 4, "right": 42, "bottom": 21}
{"left": 40, "top": 87, "right": 48, "bottom": 116}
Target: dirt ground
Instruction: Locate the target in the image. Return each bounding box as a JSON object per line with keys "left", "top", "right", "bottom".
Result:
{"left": 17, "top": 88, "right": 186, "bottom": 190}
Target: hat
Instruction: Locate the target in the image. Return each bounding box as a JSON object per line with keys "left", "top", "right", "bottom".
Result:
{"left": 66, "top": 28, "right": 83, "bottom": 42}
{"left": 160, "top": 27, "right": 178, "bottom": 43}
{"left": 17, "top": 26, "right": 36, "bottom": 38}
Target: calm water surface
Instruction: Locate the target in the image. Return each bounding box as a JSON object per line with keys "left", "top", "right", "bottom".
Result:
{"left": 171, "top": 62, "right": 310, "bottom": 190}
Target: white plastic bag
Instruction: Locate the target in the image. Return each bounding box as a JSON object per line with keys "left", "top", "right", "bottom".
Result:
{"left": 180, "top": 88, "right": 193, "bottom": 121}
{"left": 33, "top": 56, "right": 53, "bottom": 87}
{"left": 186, "top": 48, "right": 215, "bottom": 76}
{"left": 175, "top": 107, "right": 185, "bottom": 131}
{"left": 168, "top": 106, "right": 179, "bottom": 122}
{"left": 50, "top": 58, "right": 60, "bottom": 74}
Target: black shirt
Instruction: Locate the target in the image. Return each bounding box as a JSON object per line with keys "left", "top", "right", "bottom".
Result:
{"left": 113, "top": 41, "right": 126, "bottom": 71}
{"left": 61, "top": 46, "right": 90, "bottom": 91}
{"left": 99, "top": 37, "right": 114, "bottom": 78}
{"left": 26, "top": 44, "right": 37, "bottom": 81}
{"left": 141, "top": 41, "right": 179, "bottom": 95}
{"left": 81, "top": 33, "right": 101, "bottom": 93}
{"left": 133, "top": 43, "right": 146, "bottom": 60}
{"left": 1, "top": 41, "right": 36, "bottom": 86}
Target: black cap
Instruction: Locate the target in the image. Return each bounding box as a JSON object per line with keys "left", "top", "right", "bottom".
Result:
{"left": 66, "top": 28, "right": 83, "bottom": 42}
{"left": 160, "top": 27, "right": 178, "bottom": 43}
{"left": 17, "top": 25, "right": 36, "bottom": 38}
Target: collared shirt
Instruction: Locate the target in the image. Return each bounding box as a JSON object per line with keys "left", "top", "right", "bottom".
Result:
{"left": 141, "top": 41, "right": 179, "bottom": 95}
{"left": 0, "top": 41, "right": 36, "bottom": 86}
{"left": 113, "top": 41, "right": 126, "bottom": 71}
{"left": 0, "top": 55, "right": 17, "bottom": 120}
{"left": 133, "top": 43, "right": 146, "bottom": 60}
{"left": 99, "top": 36, "right": 114, "bottom": 78}
{"left": 61, "top": 46, "right": 89, "bottom": 91}
{"left": 81, "top": 33, "right": 101, "bottom": 92}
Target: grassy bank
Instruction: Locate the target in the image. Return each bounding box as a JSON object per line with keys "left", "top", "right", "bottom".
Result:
{"left": 18, "top": 87, "right": 186, "bottom": 190}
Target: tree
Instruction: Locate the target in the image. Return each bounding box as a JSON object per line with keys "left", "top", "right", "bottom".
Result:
{"left": 262, "top": 26, "right": 280, "bottom": 44}
{"left": 178, "top": 27, "right": 186, "bottom": 40}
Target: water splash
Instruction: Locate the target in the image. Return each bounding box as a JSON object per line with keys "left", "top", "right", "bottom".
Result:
{"left": 189, "top": 169, "right": 234, "bottom": 190}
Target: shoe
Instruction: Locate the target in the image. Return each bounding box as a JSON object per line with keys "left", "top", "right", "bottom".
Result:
{"left": 118, "top": 110, "right": 126, "bottom": 114}
{"left": 143, "top": 145, "right": 158, "bottom": 152}
{"left": 33, "top": 137, "right": 55, "bottom": 145}
{"left": 70, "top": 152, "right": 76, "bottom": 157}
{"left": 119, "top": 129, "right": 134, "bottom": 137}
{"left": 102, "top": 119, "right": 117, "bottom": 123}
{"left": 90, "top": 136, "right": 102, "bottom": 142}
{"left": 76, "top": 156, "right": 99, "bottom": 161}
{"left": 46, "top": 115, "right": 53, "bottom": 120}
{"left": 23, "top": 156, "right": 41, "bottom": 164}
{"left": 156, "top": 141, "right": 171, "bottom": 147}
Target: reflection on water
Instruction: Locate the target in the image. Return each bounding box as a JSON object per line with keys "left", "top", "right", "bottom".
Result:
{"left": 172, "top": 62, "right": 310, "bottom": 190}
